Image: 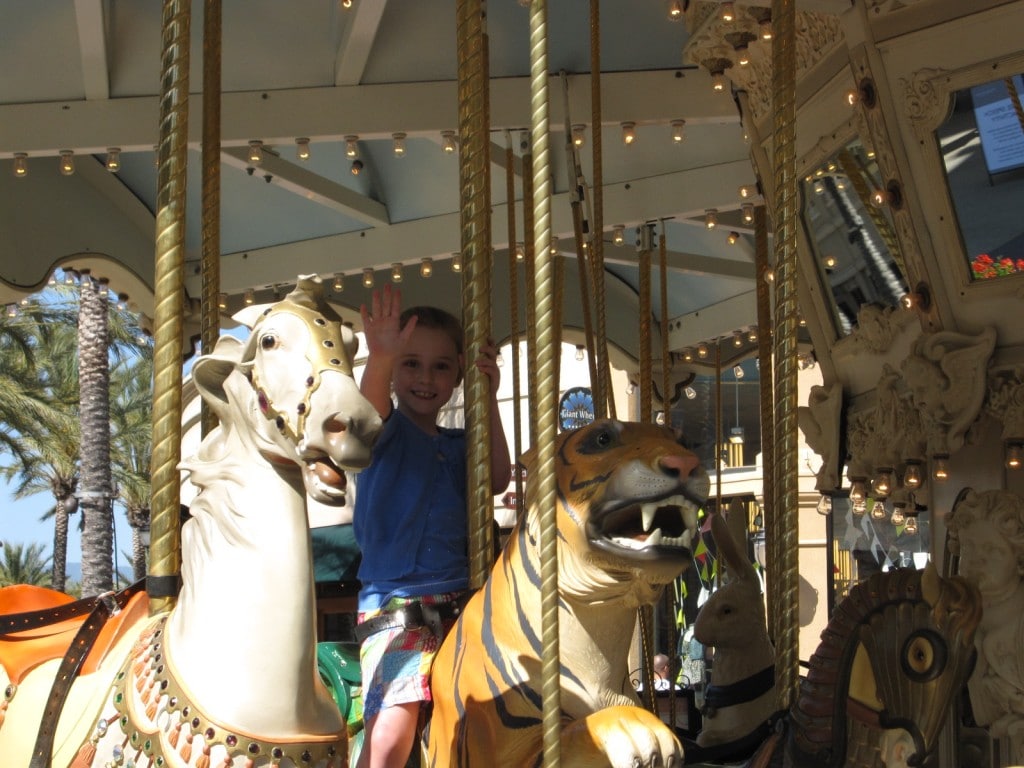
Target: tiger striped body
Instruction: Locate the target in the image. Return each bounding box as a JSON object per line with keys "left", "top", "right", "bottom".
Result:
{"left": 424, "top": 420, "right": 709, "bottom": 768}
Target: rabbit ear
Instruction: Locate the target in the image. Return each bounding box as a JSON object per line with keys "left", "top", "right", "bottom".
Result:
{"left": 711, "top": 502, "right": 757, "bottom": 584}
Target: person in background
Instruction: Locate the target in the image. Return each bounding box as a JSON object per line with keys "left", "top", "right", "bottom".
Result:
{"left": 653, "top": 653, "right": 673, "bottom": 691}
{"left": 353, "top": 284, "right": 511, "bottom": 768}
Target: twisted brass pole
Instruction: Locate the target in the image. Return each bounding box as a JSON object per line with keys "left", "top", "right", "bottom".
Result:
{"left": 149, "top": 0, "right": 191, "bottom": 615}
{"left": 199, "top": 0, "right": 221, "bottom": 440}
{"left": 770, "top": 0, "right": 801, "bottom": 711}
{"left": 754, "top": 203, "right": 775, "bottom": 632}
{"left": 526, "top": 3, "right": 561, "bottom": 765}
{"left": 836, "top": 149, "right": 904, "bottom": 278}
{"left": 522, "top": 132, "right": 539, "bottom": 448}
{"left": 659, "top": 225, "right": 671, "bottom": 427}
{"left": 638, "top": 230, "right": 652, "bottom": 423}
{"left": 505, "top": 132, "right": 525, "bottom": 520}
{"left": 589, "top": 0, "right": 612, "bottom": 419}
{"left": 456, "top": 0, "right": 494, "bottom": 589}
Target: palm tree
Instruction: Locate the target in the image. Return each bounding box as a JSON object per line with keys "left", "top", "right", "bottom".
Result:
{"left": 77, "top": 275, "right": 114, "bottom": 597}
{"left": 0, "top": 540, "right": 53, "bottom": 587}
{"left": 111, "top": 347, "right": 153, "bottom": 583}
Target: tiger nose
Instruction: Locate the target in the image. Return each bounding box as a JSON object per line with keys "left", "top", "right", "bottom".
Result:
{"left": 659, "top": 452, "right": 700, "bottom": 478}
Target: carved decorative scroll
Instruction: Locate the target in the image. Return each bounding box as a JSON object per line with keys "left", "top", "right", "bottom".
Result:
{"left": 798, "top": 382, "right": 843, "bottom": 492}
{"left": 987, "top": 368, "right": 1024, "bottom": 440}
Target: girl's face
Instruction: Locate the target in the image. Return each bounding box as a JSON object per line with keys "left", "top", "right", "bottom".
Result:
{"left": 392, "top": 324, "right": 462, "bottom": 431}
{"left": 959, "top": 519, "right": 1020, "bottom": 599}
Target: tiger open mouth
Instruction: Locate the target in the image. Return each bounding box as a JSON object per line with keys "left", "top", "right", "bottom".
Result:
{"left": 588, "top": 494, "right": 701, "bottom": 559}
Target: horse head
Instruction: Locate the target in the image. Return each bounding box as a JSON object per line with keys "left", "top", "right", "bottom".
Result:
{"left": 192, "top": 275, "right": 381, "bottom": 505}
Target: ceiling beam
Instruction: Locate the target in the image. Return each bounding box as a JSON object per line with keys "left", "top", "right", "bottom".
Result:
{"left": 601, "top": 248, "right": 755, "bottom": 281}
{"left": 221, "top": 146, "right": 390, "bottom": 226}
{"left": 666, "top": 291, "right": 758, "bottom": 350}
{"left": 197, "top": 160, "right": 754, "bottom": 294}
{"left": 0, "top": 69, "right": 739, "bottom": 157}
{"left": 73, "top": 0, "right": 109, "bottom": 101}
{"left": 334, "top": 0, "right": 388, "bottom": 86}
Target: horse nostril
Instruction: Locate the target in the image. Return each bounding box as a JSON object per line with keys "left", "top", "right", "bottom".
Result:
{"left": 325, "top": 417, "right": 348, "bottom": 435}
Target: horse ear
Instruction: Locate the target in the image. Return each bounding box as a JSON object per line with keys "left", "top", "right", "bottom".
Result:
{"left": 192, "top": 336, "right": 247, "bottom": 410}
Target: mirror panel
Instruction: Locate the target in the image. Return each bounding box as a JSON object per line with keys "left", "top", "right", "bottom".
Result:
{"left": 800, "top": 139, "right": 909, "bottom": 335}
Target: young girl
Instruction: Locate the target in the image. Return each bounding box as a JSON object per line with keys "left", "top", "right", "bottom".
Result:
{"left": 353, "top": 284, "right": 511, "bottom": 768}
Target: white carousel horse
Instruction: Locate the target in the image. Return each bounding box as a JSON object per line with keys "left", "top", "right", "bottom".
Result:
{"left": 0, "top": 276, "right": 381, "bottom": 768}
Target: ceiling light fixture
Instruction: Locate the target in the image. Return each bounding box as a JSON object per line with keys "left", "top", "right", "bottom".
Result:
{"left": 345, "top": 135, "right": 359, "bottom": 158}
{"left": 621, "top": 122, "right": 637, "bottom": 146}
{"left": 451, "top": 252, "right": 462, "bottom": 272}
{"left": 670, "top": 119, "right": 685, "bottom": 143}
{"left": 420, "top": 257, "right": 433, "bottom": 277}
{"left": 332, "top": 274, "right": 344, "bottom": 292}
{"left": 571, "top": 124, "right": 586, "bottom": 147}
{"left": 247, "top": 140, "right": 264, "bottom": 165}
{"left": 295, "top": 138, "right": 311, "bottom": 160}
{"left": 244, "top": 289, "right": 255, "bottom": 306}
{"left": 704, "top": 208, "right": 718, "bottom": 229}
{"left": 392, "top": 132, "right": 407, "bottom": 157}
{"left": 515, "top": 242, "right": 525, "bottom": 261}
{"left": 105, "top": 148, "right": 121, "bottom": 172}
{"left": 441, "top": 130, "right": 457, "bottom": 154}
{"left": 362, "top": 268, "right": 375, "bottom": 287}
{"left": 391, "top": 263, "right": 403, "bottom": 282}
{"left": 612, "top": 225, "right": 625, "bottom": 245}
{"left": 13, "top": 152, "right": 28, "bottom": 178}
{"left": 742, "top": 202, "right": 754, "bottom": 223}
{"left": 59, "top": 150, "right": 75, "bottom": 176}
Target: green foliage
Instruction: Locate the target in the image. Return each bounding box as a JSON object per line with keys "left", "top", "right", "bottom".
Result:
{"left": 0, "top": 540, "right": 53, "bottom": 587}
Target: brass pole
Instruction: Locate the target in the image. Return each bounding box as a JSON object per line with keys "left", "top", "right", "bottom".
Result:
{"left": 770, "top": 0, "right": 801, "bottom": 711}
{"left": 754, "top": 204, "right": 775, "bottom": 631}
{"left": 505, "top": 131, "right": 525, "bottom": 521}
{"left": 148, "top": 0, "right": 191, "bottom": 615}
{"left": 589, "top": 0, "right": 612, "bottom": 419}
{"left": 659, "top": 224, "right": 671, "bottom": 427}
{"left": 200, "top": 0, "right": 222, "bottom": 439}
{"left": 456, "top": 0, "right": 494, "bottom": 590}
{"left": 526, "top": 2, "right": 561, "bottom": 764}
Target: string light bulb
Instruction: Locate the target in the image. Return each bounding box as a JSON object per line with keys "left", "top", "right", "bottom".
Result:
{"left": 514, "top": 242, "right": 525, "bottom": 261}
{"left": 890, "top": 503, "right": 906, "bottom": 526}
{"left": 720, "top": 1, "right": 735, "bottom": 22}
{"left": 350, "top": 159, "right": 364, "bottom": 175}
{"left": 903, "top": 460, "right": 923, "bottom": 488}
{"left": 575, "top": 345, "right": 586, "bottom": 362}
{"left": 571, "top": 124, "right": 586, "bottom": 147}
{"left": 420, "top": 258, "right": 433, "bottom": 278}
{"left": 816, "top": 495, "right": 832, "bottom": 516}
{"left": 871, "top": 468, "right": 894, "bottom": 497}
{"left": 295, "top": 138, "right": 311, "bottom": 160}
{"left": 12, "top": 152, "right": 28, "bottom": 178}
{"left": 451, "top": 252, "right": 462, "bottom": 272}
{"left": 742, "top": 203, "right": 754, "bottom": 223}
{"left": 550, "top": 237, "right": 560, "bottom": 255}
{"left": 621, "top": 122, "right": 637, "bottom": 146}
{"left": 682, "top": 349, "right": 693, "bottom": 362}
{"left": 216, "top": 293, "right": 228, "bottom": 310}
{"left": 345, "top": 135, "right": 359, "bottom": 158}
{"left": 903, "top": 514, "right": 919, "bottom": 535}
{"left": 738, "top": 184, "right": 755, "bottom": 199}
{"left": 932, "top": 454, "right": 949, "bottom": 482}
{"left": 391, "top": 263, "right": 403, "bottom": 282}
{"left": 612, "top": 226, "right": 625, "bottom": 246}
{"left": 712, "top": 70, "right": 727, "bottom": 92}
{"left": 243, "top": 289, "right": 255, "bottom": 306}
{"left": 670, "top": 120, "right": 685, "bottom": 143}
{"left": 696, "top": 343, "right": 709, "bottom": 359}
{"left": 871, "top": 500, "right": 887, "bottom": 520}
{"left": 704, "top": 208, "right": 718, "bottom": 229}
{"left": 1007, "top": 443, "right": 1023, "bottom": 470}
{"left": 332, "top": 274, "right": 344, "bottom": 292}
{"left": 727, "top": 231, "right": 739, "bottom": 245}
{"left": 849, "top": 479, "right": 867, "bottom": 504}
{"left": 392, "top": 132, "right": 407, "bottom": 157}
{"left": 668, "top": 0, "right": 683, "bottom": 21}
{"left": 247, "top": 140, "right": 264, "bottom": 165}
{"left": 59, "top": 150, "right": 75, "bottom": 176}
{"left": 685, "top": 386, "right": 697, "bottom": 400}
{"left": 105, "top": 148, "right": 121, "bottom": 172}
{"left": 760, "top": 17, "right": 773, "bottom": 39}
{"left": 441, "top": 130, "right": 457, "bottom": 154}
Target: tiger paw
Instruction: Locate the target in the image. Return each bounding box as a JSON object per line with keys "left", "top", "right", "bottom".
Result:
{"left": 561, "top": 705, "right": 684, "bottom": 768}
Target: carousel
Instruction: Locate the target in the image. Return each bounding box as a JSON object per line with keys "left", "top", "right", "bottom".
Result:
{"left": 0, "top": 1, "right": 1022, "bottom": 766}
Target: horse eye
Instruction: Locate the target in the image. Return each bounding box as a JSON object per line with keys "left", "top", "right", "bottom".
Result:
{"left": 260, "top": 334, "right": 278, "bottom": 351}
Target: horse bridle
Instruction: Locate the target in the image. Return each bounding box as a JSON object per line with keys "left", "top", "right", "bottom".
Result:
{"left": 248, "top": 299, "right": 354, "bottom": 446}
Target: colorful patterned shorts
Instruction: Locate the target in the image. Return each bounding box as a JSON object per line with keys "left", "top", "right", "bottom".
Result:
{"left": 357, "top": 592, "right": 461, "bottom": 721}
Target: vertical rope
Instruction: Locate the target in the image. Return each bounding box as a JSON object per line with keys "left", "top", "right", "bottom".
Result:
{"left": 836, "top": 149, "right": 903, "bottom": 277}
{"left": 456, "top": 0, "right": 494, "bottom": 590}
{"left": 199, "top": 0, "right": 221, "bottom": 439}
{"left": 522, "top": 132, "right": 539, "bottom": 448}
{"left": 505, "top": 132, "right": 525, "bottom": 520}
{"left": 770, "top": 0, "right": 800, "bottom": 712}
{"left": 638, "top": 230, "right": 652, "bottom": 424}
{"left": 1005, "top": 76, "right": 1024, "bottom": 134}
{"left": 148, "top": 0, "right": 191, "bottom": 615}
{"left": 527, "top": 3, "right": 561, "bottom": 765}
{"left": 589, "top": 0, "right": 612, "bottom": 419}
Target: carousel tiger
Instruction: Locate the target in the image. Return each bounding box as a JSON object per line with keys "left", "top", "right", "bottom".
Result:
{"left": 423, "top": 419, "right": 709, "bottom": 768}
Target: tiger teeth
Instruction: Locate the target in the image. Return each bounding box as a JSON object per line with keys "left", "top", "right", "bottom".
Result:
{"left": 642, "top": 503, "right": 658, "bottom": 532}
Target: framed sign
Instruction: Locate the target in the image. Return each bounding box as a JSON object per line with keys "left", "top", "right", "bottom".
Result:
{"left": 558, "top": 387, "right": 595, "bottom": 431}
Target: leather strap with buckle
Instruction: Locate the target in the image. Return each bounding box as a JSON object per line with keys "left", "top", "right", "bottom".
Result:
{"left": 355, "top": 595, "right": 468, "bottom": 643}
